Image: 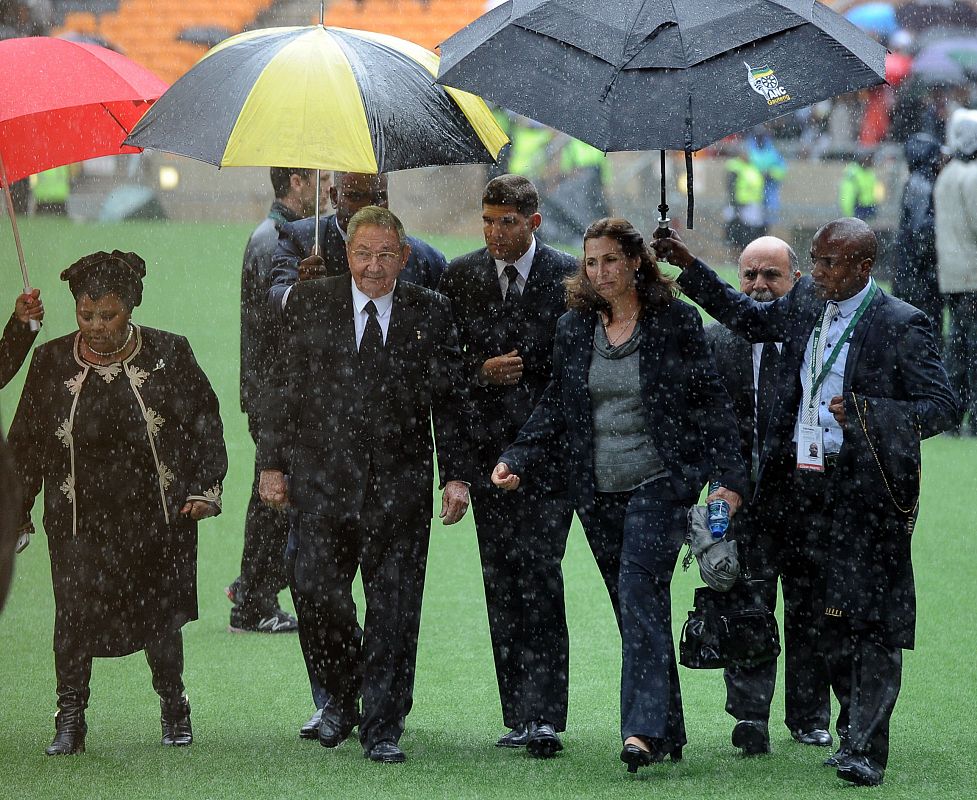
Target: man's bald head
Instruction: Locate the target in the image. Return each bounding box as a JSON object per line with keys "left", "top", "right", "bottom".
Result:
{"left": 738, "top": 236, "right": 800, "bottom": 301}
{"left": 815, "top": 218, "right": 877, "bottom": 264}
{"left": 810, "top": 218, "right": 876, "bottom": 301}
{"left": 330, "top": 172, "right": 389, "bottom": 230}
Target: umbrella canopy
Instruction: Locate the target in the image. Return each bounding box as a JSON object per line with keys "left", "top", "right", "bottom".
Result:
{"left": 0, "top": 36, "right": 167, "bottom": 183}
{"left": 177, "top": 25, "right": 232, "bottom": 49}
{"left": 845, "top": 2, "right": 898, "bottom": 38}
{"left": 896, "top": 0, "right": 977, "bottom": 31}
{"left": 125, "top": 25, "right": 508, "bottom": 174}
{"left": 913, "top": 35, "right": 977, "bottom": 84}
{"left": 438, "top": 0, "right": 886, "bottom": 153}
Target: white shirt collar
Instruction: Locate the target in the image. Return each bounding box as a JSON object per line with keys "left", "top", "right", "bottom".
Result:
{"left": 835, "top": 277, "right": 875, "bottom": 317}
{"left": 494, "top": 236, "right": 537, "bottom": 280}
{"left": 351, "top": 276, "right": 395, "bottom": 317}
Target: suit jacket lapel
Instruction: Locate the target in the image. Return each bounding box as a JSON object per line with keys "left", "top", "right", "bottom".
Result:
{"left": 479, "top": 250, "right": 504, "bottom": 304}
{"left": 843, "top": 289, "right": 884, "bottom": 391}
{"left": 637, "top": 307, "right": 668, "bottom": 406}
{"left": 386, "top": 281, "right": 417, "bottom": 352}
{"left": 566, "top": 313, "right": 595, "bottom": 424}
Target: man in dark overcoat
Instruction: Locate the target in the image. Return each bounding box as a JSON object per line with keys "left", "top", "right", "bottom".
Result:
{"left": 706, "top": 236, "right": 835, "bottom": 756}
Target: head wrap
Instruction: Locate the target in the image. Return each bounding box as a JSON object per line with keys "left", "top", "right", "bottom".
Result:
{"left": 60, "top": 250, "right": 146, "bottom": 308}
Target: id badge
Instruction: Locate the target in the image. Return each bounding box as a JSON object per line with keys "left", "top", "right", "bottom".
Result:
{"left": 796, "top": 424, "right": 824, "bottom": 471}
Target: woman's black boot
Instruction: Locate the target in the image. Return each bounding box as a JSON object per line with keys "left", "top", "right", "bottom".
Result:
{"left": 160, "top": 695, "right": 192, "bottom": 746}
{"left": 45, "top": 689, "right": 88, "bottom": 756}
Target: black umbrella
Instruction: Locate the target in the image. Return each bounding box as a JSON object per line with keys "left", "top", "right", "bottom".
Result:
{"left": 438, "top": 0, "right": 887, "bottom": 228}
{"left": 177, "top": 25, "right": 233, "bottom": 49}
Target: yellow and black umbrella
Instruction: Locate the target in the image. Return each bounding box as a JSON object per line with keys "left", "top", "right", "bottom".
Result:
{"left": 125, "top": 25, "right": 508, "bottom": 174}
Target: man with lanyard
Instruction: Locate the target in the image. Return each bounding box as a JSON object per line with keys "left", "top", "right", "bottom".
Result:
{"left": 653, "top": 218, "right": 957, "bottom": 787}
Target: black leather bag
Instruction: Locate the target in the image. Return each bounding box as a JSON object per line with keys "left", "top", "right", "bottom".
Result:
{"left": 679, "top": 582, "right": 781, "bottom": 670}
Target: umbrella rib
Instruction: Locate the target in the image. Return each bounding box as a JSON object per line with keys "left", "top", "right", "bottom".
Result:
{"left": 100, "top": 102, "right": 132, "bottom": 136}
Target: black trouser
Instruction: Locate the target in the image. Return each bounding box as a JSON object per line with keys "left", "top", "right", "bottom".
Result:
{"left": 823, "top": 618, "right": 902, "bottom": 769}
{"left": 232, "top": 419, "right": 289, "bottom": 612}
{"left": 725, "top": 472, "right": 832, "bottom": 734}
{"left": 471, "top": 480, "right": 572, "bottom": 731}
{"left": 289, "top": 480, "right": 429, "bottom": 750}
{"left": 580, "top": 482, "right": 687, "bottom": 746}
{"left": 54, "top": 628, "right": 185, "bottom": 705}
{"left": 945, "top": 292, "right": 977, "bottom": 432}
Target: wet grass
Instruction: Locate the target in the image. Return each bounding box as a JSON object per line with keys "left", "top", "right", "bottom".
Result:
{"left": 1, "top": 218, "right": 975, "bottom": 799}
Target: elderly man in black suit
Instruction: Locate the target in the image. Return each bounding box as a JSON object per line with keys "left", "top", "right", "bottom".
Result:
{"left": 258, "top": 206, "right": 472, "bottom": 765}
{"left": 438, "top": 175, "right": 576, "bottom": 758}
{"left": 654, "top": 219, "right": 958, "bottom": 787}
{"left": 706, "top": 237, "right": 835, "bottom": 756}
{"left": 268, "top": 171, "right": 446, "bottom": 314}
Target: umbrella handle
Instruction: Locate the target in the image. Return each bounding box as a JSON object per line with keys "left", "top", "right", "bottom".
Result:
{"left": 0, "top": 152, "right": 39, "bottom": 331}
{"left": 656, "top": 150, "right": 671, "bottom": 236}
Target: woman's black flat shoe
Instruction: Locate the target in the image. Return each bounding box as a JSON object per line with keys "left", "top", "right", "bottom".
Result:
{"left": 621, "top": 743, "right": 659, "bottom": 773}
{"left": 620, "top": 742, "right": 683, "bottom": 773}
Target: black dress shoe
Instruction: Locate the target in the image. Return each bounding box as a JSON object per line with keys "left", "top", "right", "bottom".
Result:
{"left": 526, "top": 721, "right": 563, "bottom": 759}
{"left": 732, "top": 720, "right": 770, "bottom": 756}
{"left": 497, "top": 724, "right": 530, "bottom": 748}
{"left": 836, "top": 754, "right": 884, "bottom": 787}
{"left": 318, "top": 704, "right": 356, "bottom": 748}
{"left": 792, "top": 728, "right": 833, "bottom": 747}
{"left": 366, "top": 740, "right": 406, "bottom": 763}
{"left": 823, "top": 743, "right": 852, "bottom": 768}
{"left": 299, "top": 708, "right": 323, "bottom": 740}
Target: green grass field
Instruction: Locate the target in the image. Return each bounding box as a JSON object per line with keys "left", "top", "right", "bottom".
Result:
{"left": 1, "top": 217, "right": 975, "bottom": 799}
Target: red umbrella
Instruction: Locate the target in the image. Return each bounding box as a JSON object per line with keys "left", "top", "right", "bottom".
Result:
{"left": 0, "top": 37, "right": 168, "bottom": 322}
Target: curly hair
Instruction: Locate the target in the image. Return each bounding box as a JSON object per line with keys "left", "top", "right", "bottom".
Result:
{"left": 565, "top": 218, "right": 676, "bottom": 320}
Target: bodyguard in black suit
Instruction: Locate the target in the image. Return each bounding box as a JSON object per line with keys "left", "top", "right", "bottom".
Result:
{"left": 655, "top": 219, "right": 958, "bottom": 787}
{"left": 438, "top": 175, "right": 576, "bottom": 757}
{"left": 258, "top": 206, "right": 472, "bottom": 765}
{"left": 705, "top": 237, "right": 834, "bottom": 756}
{"left": 268, "top": 171, "right": 445, "bottom": 314}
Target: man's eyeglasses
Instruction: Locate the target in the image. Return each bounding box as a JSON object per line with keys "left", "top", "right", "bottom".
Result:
{"left": 350, "top": 249, "right": 401, "bottom": 267}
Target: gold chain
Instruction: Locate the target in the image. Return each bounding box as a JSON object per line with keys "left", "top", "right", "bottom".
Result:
{"left": 850, "top": 391, "right": 920, "bottom": 518}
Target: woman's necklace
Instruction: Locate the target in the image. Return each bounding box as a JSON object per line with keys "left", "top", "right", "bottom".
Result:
{"left": 602, "top": 307, "right": 639, "bottom": 347}
{"left": 85, "top": 324, "right": 133, "bottom": 358}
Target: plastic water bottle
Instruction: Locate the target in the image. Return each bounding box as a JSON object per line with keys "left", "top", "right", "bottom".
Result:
{"left": 706, "top": 481, "right": 730, "bottom": 539}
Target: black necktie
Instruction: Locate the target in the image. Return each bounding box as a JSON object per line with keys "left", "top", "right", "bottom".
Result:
{"left": 755, "top": 341, "right": 779, "bottom": 454}
{"left": 359, "top": 300, "right": 382, "bottom": 368}
{"left": 502, "top": 264, "right": 522, "bottom": 350}
{"left": 503, "top": 264, "right": 521, "bottom": 303}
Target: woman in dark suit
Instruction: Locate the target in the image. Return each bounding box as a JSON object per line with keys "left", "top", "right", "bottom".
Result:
{"left": 492, "top": 218, "right": 747, "bottom": 772}
{"left": 8, "top": 251, "right": 227, "bottom": 756}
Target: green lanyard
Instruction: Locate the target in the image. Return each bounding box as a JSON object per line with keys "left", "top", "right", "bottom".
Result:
{"left": 808, "top": 280, "right": 877, "bottom": 402}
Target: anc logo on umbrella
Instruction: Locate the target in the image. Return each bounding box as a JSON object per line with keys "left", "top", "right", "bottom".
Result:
{"left": 745, "top": 62, "right": 791, "bottom": 107}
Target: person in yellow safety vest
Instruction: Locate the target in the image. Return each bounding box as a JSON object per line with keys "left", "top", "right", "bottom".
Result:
{"left": 725, "top": 153, "right": 767, "bottom": 250}
{"left": 838, "top": 151, "right": 880, "bottom": 220}
{"left": 30, "top": 165, "right": 71, "bottom": 215}
{"left": 507, "top": 120, "right": 555, "bottom": 182}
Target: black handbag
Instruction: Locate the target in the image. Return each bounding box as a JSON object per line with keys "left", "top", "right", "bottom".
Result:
{"left": 679, "top": 582, "right": 781, "bottom": 670}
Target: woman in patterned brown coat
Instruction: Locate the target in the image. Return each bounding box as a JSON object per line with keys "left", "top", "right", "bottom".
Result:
{"left": 8, "top": 251, "right": 227, "bottom": 756}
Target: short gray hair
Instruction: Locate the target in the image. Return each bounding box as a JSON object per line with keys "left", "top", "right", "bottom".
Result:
{"left": 347, "top": 205, "right": 407, "bottom": 247}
